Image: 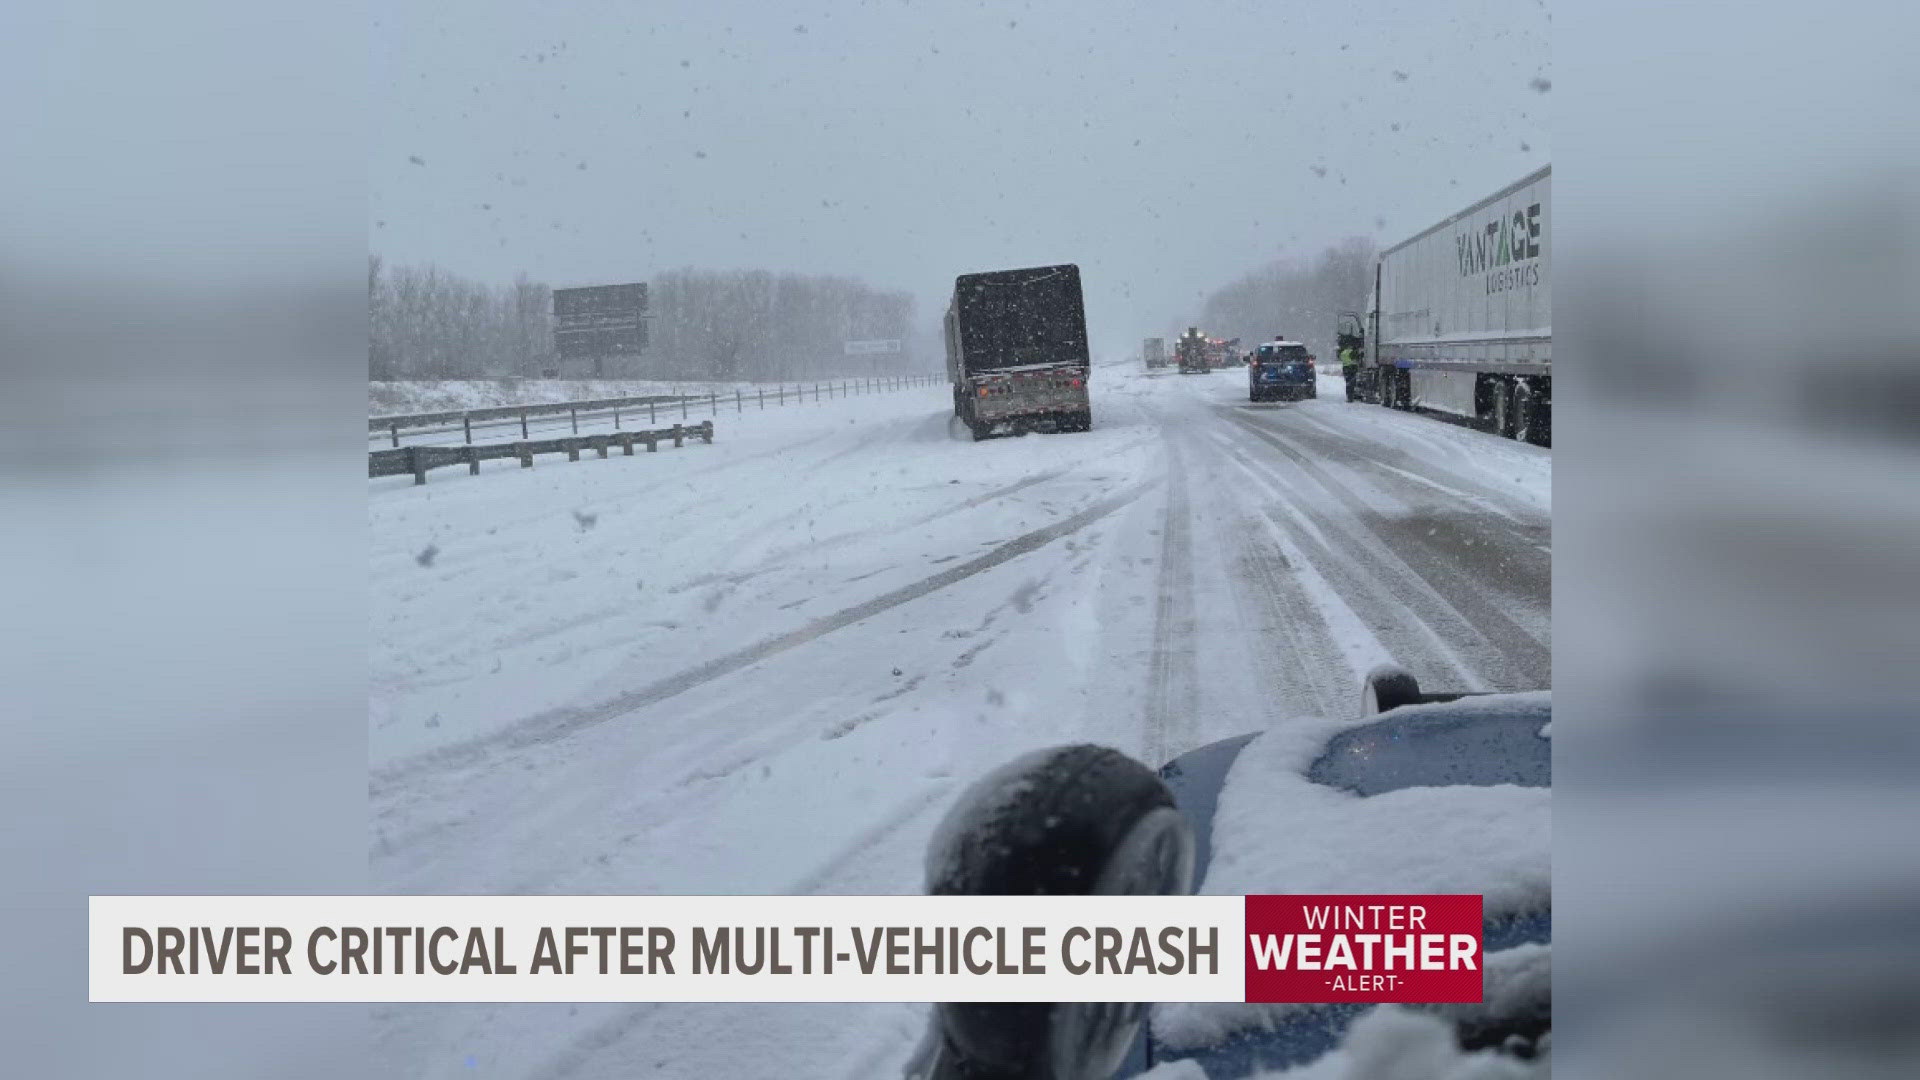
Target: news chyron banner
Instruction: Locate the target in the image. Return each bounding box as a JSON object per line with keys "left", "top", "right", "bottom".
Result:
{"left": 91, "top": 895, "right": 1482, "bottom": 1004}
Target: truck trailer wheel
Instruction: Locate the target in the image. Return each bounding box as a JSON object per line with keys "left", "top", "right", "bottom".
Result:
{"left": 1512, "top": 380, "right": 1545, "bottom": 446}
{"left": 1492, "top": 377, "right": 1515, "bottom": 437}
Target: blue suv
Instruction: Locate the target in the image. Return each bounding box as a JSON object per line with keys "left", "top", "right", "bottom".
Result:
{"left": 1248, "top": 340, "right": 1318, "bottom": 402}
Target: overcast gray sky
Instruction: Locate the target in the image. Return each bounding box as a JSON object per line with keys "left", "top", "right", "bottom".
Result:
{"left": 372, "top": 0, "right": 1549, "bottom": 350}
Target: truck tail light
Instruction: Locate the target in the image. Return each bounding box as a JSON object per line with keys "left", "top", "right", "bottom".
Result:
{"left": 978, "top": 386, "right": 990, "bottom": 398}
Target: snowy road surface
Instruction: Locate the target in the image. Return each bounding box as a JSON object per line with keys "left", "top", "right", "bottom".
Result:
{"left": 369, "top": 364, "right": 1550, "bottom": 1077}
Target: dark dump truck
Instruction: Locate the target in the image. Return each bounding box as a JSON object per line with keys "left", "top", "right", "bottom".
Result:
{"left": 945, "top": 264, "right": 1092, "bottom": 440}
{"left": 1176, "top": 327, "right": 1209, "bottom": 374}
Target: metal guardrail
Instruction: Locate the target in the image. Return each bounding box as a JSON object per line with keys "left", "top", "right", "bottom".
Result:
{"left": 369, "top": 393, "right": 690, "bottom": 442}
{"left": 368, "top": 374, "right": 943, "bottom": 447}
{"left": 369, "top": 421, "right": 714, "bottom": 485}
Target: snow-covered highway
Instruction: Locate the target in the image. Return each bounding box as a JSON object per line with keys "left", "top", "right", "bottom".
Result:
{"left": 368, "top": 363, "right": 1550, "bottom": 1077}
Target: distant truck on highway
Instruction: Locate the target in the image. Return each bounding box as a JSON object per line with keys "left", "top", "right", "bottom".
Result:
{"left": 1176, "top": 327, "right": 1210, "bottom": 374}
{"left": 1343, "top": 164, "right": 1551, "bottom": 444}
{"left": 945, "top": 264, "right": 1092, "bottom": 440}
{"left": 1143, "top": 337, "right": 1167, "bottom": 370}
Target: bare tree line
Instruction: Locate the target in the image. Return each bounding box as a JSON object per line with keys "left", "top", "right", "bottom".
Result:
{"left": 369, "top": 256, "right": 916, "bottom": 382}
{"left": 648, "top": 268, "right": 916, "bottom": 381}
{"left": 368, "top": 257, "right": 549, "bottom": 380}
{"left": 1189, "top": 237, "right": 1377, "bottom": 362}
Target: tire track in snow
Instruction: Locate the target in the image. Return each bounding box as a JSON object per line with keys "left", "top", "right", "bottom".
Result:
{"left": 1142, "top": 438, "right": 1200, "bottom": 767}
{"left": 1217, "top": 411, "right": 1549, "bottom": 689}
{"left": 669, "top": 433, "right": 1156, "bottom": 600}
{"left": 1216, "top": 419, "right": 1501, "bottom": 688}
{"left": 1199, "top": 438, "right": 1361, "bottom": 718}
{"left": 372, "top": 478, "right": 1159, "bottom": 792}
{"left": 785, "top": 783, "right": 952, "bottom": 895}
{"left": 742, "top": 465, "right": 1076, "bottom": 576}
{"left": 1284, "top": 405, "right": 1548, "bottom": 518}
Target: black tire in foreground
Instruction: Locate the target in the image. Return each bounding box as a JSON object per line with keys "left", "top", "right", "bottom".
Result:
{"left": 914, "top": 744, "right": 1195, "bottom": 1080}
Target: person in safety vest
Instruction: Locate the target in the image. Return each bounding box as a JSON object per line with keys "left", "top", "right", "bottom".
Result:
{"left": 1340, "top": 343, "right": 1361, "bottom": 401}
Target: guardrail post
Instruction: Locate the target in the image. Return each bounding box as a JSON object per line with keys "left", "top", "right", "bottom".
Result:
{"left": 736, "top": 390, "right": 742, "bottom": 413}
{"left": 758, "top": 388, "right": 764, "bottom": 410}
{"left": 709, "top": 393, "right": 716, "bottom": 415}
{"left": 672, "top": 423, "right": 684, "bottom": 448}
{"left": 701, "top": 421, "right": 714, "bottom": 443}
{"left": 619, "top": 433, "right": 634, "bottom": 456}
{"left": 390, "top": 423, "right": 400, "bottom": 448}
{"left": 518, "top": 442, "right": 533, "bottom": 468}
{"left": 463, "top": 415, "right": 472, "bottom": 444}
{"left": 521, "top": 411, "right": 529, "bottom": 438}
{"left": 409, "top": 446, "right": 427, "bottom": 485}
{"left": 570, "top": 407, "right": 578, "bottom": 434}
{"left": 594, "top": 437, "right": 608, "bottom": 459}
{"left": 778, "top": 386, "right": 784, "bottom": 405}
{"left": 645, "top": 435, "right": 658, "bottom": 452}
{"left": 567, "top": 440, "right": 580, "bottom": 462}
{"left": 614, "top": 407, "right": 620, "bottom": 429}
{"left": 681, "top": 396, "right": 688, "bottom": 421}
{"left": 465, "top": 447, "right": 479, "bottom": 475}
{"left": 649, "top": 401, "right": 656, "bottom": 424}
{"left": 814, "top": 383, "right": 820, "bottom": 403}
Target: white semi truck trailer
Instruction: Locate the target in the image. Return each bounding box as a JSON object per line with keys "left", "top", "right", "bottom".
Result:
{"left": 1342, "top": 165, "right": 1551, "bottom": 444}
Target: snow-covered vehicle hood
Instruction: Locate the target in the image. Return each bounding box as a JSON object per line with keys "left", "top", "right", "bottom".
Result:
{"left": 1142, "top": 694, "right": 1552, "bottom": 1077}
